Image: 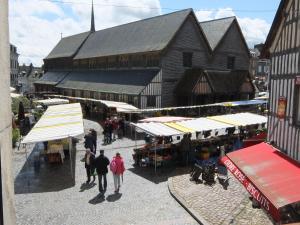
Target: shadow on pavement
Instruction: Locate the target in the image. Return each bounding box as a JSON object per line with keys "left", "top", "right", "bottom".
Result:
{"left": 128, "top": 165, "right": 189, "bottom": 184}
{"left": 14, "top": 145, "right": 77, "bottom": 194}
{"left": 79, "top": 182, "right": 96, "bottom": 192}
{"left": 106, "top": 193, "right": 122, "bottom": 202}
{"left": 88, "top": 193, "right": 105, "bottom": 205}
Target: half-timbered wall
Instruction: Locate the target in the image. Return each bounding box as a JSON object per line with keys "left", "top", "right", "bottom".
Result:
{"left": 193, "top": 75, "right": 212, "bottom": 95}
{"left": 140, "top": 70, "right": 162, "bottom": 108}
{"left": 268, "top": 0, "right": 300, "bottom": 161}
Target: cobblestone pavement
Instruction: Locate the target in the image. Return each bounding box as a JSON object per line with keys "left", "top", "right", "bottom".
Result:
{"left": 14, "top": 120, "right": 198, "bottom": 225}
{"left": 168, "top": 172, "right": 274, "bottom": 225}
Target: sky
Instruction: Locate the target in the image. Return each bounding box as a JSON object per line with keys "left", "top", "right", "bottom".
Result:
{"left": 9, "top": 0, "right": 281, "bottom": 66}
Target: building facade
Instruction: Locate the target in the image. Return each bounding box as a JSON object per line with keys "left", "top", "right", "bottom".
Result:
{"left": 10, "top": 44, "right": 19, "bottom": 87}
{"left": 249, "top": 44, "right": 270, "bottom": 92}
{"left": 36, "top": 8, "right": 254, "bottom": 109}
{"left": 0, "top": 0, "right": 16, "bottom": 224}
{"left": 18, "top": 63, "right": 43, "bottom": 94}
{"left": 263, "top": 0, "right": 300, "bottom": 161}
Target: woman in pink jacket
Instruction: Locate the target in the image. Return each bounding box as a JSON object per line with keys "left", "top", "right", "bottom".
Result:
{"left": 110, "top": 152, "right": 125, "bottom": 193}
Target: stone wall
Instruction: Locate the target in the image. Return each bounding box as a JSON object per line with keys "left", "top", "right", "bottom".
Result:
{"left": 0, "top": 0, "right": 16, "bottom": 224}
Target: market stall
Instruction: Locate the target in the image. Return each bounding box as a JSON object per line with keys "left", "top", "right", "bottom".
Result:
{"left": 22, "top": 103, "right": 84, "bottom": 178}
{"left": 35, "top": 98, "right": 70, "bottom": 106}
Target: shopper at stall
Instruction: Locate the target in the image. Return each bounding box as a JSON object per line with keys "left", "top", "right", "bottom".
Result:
{"left": 94, "top": 150, "right": 110, "bottom": 194}
{"left": 84, "top": 149, "right": 96, "bottom": 184}
{"left": 110, "top": 152, "right": 125, "bottom": 193}
{"left": 118, "top": 117, "right": 125, "bottom": 138}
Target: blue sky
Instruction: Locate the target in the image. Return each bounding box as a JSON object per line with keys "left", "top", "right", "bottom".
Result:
{"left": 161, "top": 0, "right": 281, "bottom": 23}
{"left": 10, "top": 0, "right": 281, "bottom": 66}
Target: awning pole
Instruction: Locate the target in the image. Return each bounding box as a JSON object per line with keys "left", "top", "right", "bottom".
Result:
{"left": 135, "top": 129, "right": 137, "bottom": 149}
{"left": 69, "top": 137, "right": 74, "bottom": 180}
{"left": 155, "top": 142, "right": 157, "bottom": 173}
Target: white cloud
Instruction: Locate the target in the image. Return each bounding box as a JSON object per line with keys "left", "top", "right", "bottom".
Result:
{"left": 9, "top": 0, "right": 161, "bottom": 66}
{"left": 196, "top": 8, "right": 271, "bottom": 48}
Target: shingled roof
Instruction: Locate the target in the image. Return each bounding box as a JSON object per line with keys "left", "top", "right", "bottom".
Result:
{"left": 74, "top": 9, "right": 193, "bottom": 59}
{"left": 199, "top": 17, "right": 235, "bottom": 51}
{"left": 45, "top": 32, "right": 90, "bottom": 59}
{"left": 204, "top": 70, "right": 253, "bottom": 93}
{"left": 56, "top": 69, "right": 159, "bottom": 95}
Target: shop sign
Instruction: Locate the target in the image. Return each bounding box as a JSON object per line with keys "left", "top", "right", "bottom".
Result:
{"left": 222, "top": 158, "right": 280, "bottom": 221}
{"left": 295, "top": 76, "right": 300, "bottom": 85}
{"left": 277, "top": 96, "right": 287, "bottom": 119}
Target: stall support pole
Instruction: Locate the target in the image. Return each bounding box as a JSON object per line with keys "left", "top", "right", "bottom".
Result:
{"left": 135, "top": 129, "right": 137, "bottom": 149}
{"left": 155, "top": 143, "right": 157, "bottom": 173}
{"left": 69, "top": 137, "right": 74, "bottom": 180}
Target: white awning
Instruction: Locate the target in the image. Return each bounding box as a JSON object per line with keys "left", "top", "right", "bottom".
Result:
{"left": 22, "top": 103, "right": 84, "bottom": 144}
{"left": 10, "top": 93, "right": 21, "bottom": 98}
{"left": 208, "top": 113, "right": 267, "bottom": 127}
{"left": 177, "top": 117, "right": 234, "bottom": 136}
{"left": 131, "top": 122, "right": 183, "bottom": 137}
{"left": 35, "top": 98, "right": 70, "bottom": 106}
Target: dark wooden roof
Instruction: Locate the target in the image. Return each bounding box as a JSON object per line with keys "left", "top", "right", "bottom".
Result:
{"left": 205, "top": 70, "right": 253, "bottom": 93}
{"left": 175, "top": 68, "right": 204, "bottom": 95}
{"left": 176, "top": 69, "right": 254, "bottom": 95}
{"left": 74, "top": 9, "right": 192, "bottom": 59}
{"left": 199, "top": 17, "right": 235, "bottom": 51}
{"left": 262, "top": 0, "right": 287, "bottom": 58}
{"left": 34, "top": 71, "right": 69, "bottom": 85}
{"left": 56, "top": 69, "right": 159, "bottom": 95}
{"left": 45, "top": 32, "right": 90, "bottom": 59}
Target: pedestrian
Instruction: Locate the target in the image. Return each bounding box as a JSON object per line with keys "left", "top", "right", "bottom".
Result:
{"left": 112, "top": 117, "right": 118, "bottom": 140}
{"left": 110, "top": 152, "right": 125, "bottom": 193}
{"left": 90, "top": 129, "right": 97, "bottom": 152}
{"left": 108, "top": 118, "right": 113, "bottom": 143}
{"left": 84, "top": 149, "right": 95, "bottom": 184}
{"left": 118, "top": 117, "right": 125, "bottom": 138}
{"left": 94, "top": 150, "right": 110, "bottom": 194}
{"left": 84, "top": 133, "right": 95, "bottom": 154}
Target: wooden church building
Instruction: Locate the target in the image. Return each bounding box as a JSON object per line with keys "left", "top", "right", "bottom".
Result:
{"left": 36, "top": 5, "right": 254, "bottom": 108}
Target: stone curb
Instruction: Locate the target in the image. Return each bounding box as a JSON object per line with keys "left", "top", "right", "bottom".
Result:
{"left": 168, "top": 177, "right": 211, "bottom": 225}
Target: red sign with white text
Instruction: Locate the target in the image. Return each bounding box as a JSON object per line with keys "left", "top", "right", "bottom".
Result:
{"left": 296, "top": 76, "right": 300, "bottom": 85}
{"left": 221, "top": 157, "right": 280, "bottom": 222}
{"left": 277, "top": 96, "right": 287, "bottom": 119}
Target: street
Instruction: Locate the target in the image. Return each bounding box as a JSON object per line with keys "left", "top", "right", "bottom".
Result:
{"left": 13, "top": 120, "right": 198, "bottom": 225}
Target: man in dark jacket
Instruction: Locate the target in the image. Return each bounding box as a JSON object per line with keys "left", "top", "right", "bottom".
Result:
{"left": 94, "top": 150, "right": 110, "bottom": 193}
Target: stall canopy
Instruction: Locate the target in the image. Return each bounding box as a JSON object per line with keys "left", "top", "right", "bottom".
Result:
{"left": 45, "top": 94, "right": 139, "bottom": 113}
{"left": 176, "top": 117, "right": 235, "bottom": 136}
{"left": 139, "top": 116, "right": 191, "bottom": 123}
{"left": 131, "top": 122, "right": 183, "bottom": 136}
{"left": 221, "top": 143, "right": 300, "bottom": 222}
{"left": 35, "top": 98, "right": 70, "bottom": 106}
{"left": 221, "top": 99, "right": 267, "bottom": 107}
{"left": 22, "top": 103, "right": 84, "bottom": 144}
{"left": 208, "top": 113, "right": 267, "bottom": 127}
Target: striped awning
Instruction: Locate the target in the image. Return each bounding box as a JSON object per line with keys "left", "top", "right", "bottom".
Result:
{"left": 208, "top": 113, "right": 267, "bottom": 127}
{"left": 164, "top": 122, "right": 195, "bottom": 133}
{"left": 22, "top": 103, "right": 84, "bottom": 144}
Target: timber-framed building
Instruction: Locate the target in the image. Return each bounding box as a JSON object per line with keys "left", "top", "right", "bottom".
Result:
{"left": 36, "top": 7, "right": 254, "bottom": 108}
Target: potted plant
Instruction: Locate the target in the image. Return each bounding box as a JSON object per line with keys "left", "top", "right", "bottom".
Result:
{"left": 12, "top": 128, "right": 20, "bottom": 148}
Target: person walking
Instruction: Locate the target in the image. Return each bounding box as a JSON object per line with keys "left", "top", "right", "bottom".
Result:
{"left": 110, "top": 152, "right": 125, "bottom": 193}
{"left": 90, "top": 129, "right": 97, "bottom": 152}
{"left": 84, "top": 132, "right": 95, "bottom": 153}
{"left": 94, "top": 150, "right": 110, "bottom": 194}
{"left": 84, "top": 149, "right": 95, "bottom": 184}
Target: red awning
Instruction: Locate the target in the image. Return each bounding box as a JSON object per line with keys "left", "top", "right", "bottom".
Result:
{"left": 221, "top": 143, "right": 300, "bottom": 222}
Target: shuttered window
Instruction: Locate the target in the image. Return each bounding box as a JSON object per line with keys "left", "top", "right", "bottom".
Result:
{"left": 227, "top": 56, "right": 235, "bottom": 69}
{"left": 183, "top": 52, "right": 193, "bottom": 67}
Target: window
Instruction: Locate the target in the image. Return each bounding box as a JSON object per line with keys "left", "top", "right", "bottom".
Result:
{"left": 71, "top": 89, "right": 76, "bottom": 97}
{"left": 294, "top": 86, "right": 300, "bottom": 126}
{"left": 227, "top": 56, "right": 235, "bottom": 69}
{"left": 258, "top": 65, "right": 262, "bottom": 73}
{"left": 147, "top": 96, "right": 156, "bottom": 107}
{"left": 183, "top": 52, "right": 193, "bottom": 67}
